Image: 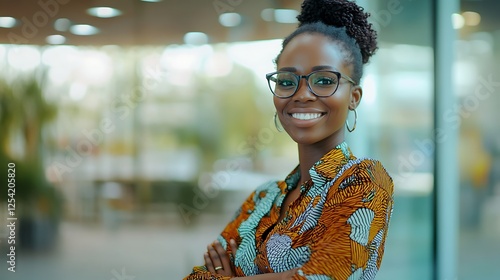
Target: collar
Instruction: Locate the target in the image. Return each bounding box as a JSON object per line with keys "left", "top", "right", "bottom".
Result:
{"left": 284, "top": 142, "right": 354, "bottom": 190}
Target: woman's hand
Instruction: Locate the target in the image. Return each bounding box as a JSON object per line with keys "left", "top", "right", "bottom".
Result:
{"left": 280, "top": 268, "right": 299, "bottom": 279}
{"left": 204, "top": 239, "right": 239, "bottom": 277}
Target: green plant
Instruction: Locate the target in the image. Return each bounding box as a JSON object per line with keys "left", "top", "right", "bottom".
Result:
{"left": 0, "top": 76, "right": 60, "bottom": 216}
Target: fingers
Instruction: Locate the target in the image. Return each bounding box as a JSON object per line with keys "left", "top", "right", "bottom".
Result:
{"left": 204, "top": 252, "right": 214, "bottom": 272}
{"left": 207, "top": 243, "right": 223, "bottom": 274}
{"left": 229, "top": 239, "right": 238, "bottom": 259}
{"left": 213, "top": 241, "right": 231, "bottom": 275}
{"left": 204, "top": 240, "right": 238, "bottom": 277}
{"left": 281, "top": 268, "right": 299, "bottom": 280}
{"left": 214, "top": 241, "right": 229, "bottom": 263}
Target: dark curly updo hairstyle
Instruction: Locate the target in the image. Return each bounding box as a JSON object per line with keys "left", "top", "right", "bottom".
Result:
{"left": 275, "top": 0, "right": 378, "bottom": 84}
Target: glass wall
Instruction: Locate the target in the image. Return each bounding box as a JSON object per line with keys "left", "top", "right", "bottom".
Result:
{"left": 351, "top": 1, "right": 434, "bottom": 279}
{"left": 456, "top": 0, "right": 500, "bottom": 278}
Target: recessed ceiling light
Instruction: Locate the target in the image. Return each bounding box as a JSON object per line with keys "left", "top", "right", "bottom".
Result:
{"left": 219, "top": 13, "right": 242, "bottom": 27}
{"left": 274, "top": 9, "right": 299, "bottom": 24}
{"left": 452, "top": 13, "right": 464, "bottom": 29}
{"left": 141, "top": 0, "right": 163, "bottom": 2}
{"left": 462, "top": 11, "right": 481, "bottom": 26}
{"left": 184, "top": 32, "right": 209, "bottom": 45}
{"left": 70, "top": 24, "right": 100, "bottom": 35}
{"left": 54, "top": 18, "right": 72, "bottom": 31}
{"left": 261, "top": 9, "right": 274, "bottom": 22}
{"left": 87, "top": 7, "right": 122, "bottom": 18}
{"left": 46, "top": 35, "right": 66, "bottom": 45}
{"left": 0, "top": 17, "right": 17, "bottom": 28}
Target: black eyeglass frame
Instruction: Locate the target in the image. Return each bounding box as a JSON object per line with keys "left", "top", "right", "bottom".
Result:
{"left": 265, "top": 70, "right": 357, "bottom": 98}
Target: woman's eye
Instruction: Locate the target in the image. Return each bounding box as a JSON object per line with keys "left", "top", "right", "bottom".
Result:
{"left": 277, "top": 80, "right": 295, "bottom": 87}
{"left": 314, "top": 77, "right": 336, "bottom": 85}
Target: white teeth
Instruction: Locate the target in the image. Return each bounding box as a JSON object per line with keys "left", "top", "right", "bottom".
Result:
{"left": 291, "top": 113, "right": 322, "bottom": 120}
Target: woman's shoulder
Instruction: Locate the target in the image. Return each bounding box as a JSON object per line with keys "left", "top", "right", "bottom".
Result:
{"left": 337, "top": 157, "right": 394, "bottom": 196}
{"left": 357, "top": 157, "right": 392, "bottom": 177}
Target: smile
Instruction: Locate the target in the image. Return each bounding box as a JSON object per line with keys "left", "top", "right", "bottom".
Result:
{"left": 291, "top": 113, "right": 324, "bottom": 120}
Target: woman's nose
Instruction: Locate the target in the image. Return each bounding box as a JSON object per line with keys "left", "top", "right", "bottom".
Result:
{"left": 292, "top": 78, "right": 316, "bottom": 102}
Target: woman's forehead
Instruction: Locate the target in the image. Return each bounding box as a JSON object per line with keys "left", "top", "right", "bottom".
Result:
{"left": 278, "top": 33, "right": 350, "bottom": 73}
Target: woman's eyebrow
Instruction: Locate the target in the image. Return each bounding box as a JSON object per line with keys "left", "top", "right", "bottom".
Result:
{"left": 277, "top": 67, "right": 297, "bottom": 72}
{"left": 311, "top": 65, "right": 334, "bottom": 71}
{"left": 277, "top": 65, "right": 337, "bottom": 72}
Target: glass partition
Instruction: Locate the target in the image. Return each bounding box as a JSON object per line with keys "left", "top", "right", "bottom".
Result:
{"left": 348, "top": 1, "right": 434, "bottom": 279}
{"left": 456, "top": 0, "right": 500, "bottom": 278}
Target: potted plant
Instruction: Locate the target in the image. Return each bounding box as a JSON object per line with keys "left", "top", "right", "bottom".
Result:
{"left": 0, "top": 77, "right": 61, "bottom": 251}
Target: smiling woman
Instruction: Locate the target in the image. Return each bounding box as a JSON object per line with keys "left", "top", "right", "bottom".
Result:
{"left": 184, "top": 0, "right": 394, "bottom": 279}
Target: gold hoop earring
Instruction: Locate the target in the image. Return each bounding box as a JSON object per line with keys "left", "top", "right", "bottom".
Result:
{"left": 346, "top": 109, "right": 357, "bottom": 133}
{"left": 274, "top": 112, "right": 283, "bottom": 132}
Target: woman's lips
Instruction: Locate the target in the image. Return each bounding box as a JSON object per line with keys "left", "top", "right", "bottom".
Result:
{"left": 291, "top": 112, "right": 323, "bottom": 120}
{"left": 286, "top": 112, "right": 326, "bottom": 127}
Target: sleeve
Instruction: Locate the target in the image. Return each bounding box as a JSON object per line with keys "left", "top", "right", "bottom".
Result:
{"left": 293, "top": 160, "right": 394, "bottom": 280}
{"left": 183, "top": 189, "right": 259, "bottom": 280}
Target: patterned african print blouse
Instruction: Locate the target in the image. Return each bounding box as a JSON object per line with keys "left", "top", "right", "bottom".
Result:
{"left": 184, "top": 142, "right": 394, "bottom": 280}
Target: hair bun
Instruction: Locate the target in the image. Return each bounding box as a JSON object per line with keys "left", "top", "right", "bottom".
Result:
{"left": 297, "top": 0, "right": 377, "bottom": 63}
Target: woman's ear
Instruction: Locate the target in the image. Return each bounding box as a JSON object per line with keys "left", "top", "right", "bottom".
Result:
{"left": 349, "top": 85, "right": 363, "bottom": 110}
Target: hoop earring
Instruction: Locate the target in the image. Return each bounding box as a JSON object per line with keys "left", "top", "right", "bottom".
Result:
{"left": 274, "top": 112, "right": 283, "bottom": 132}
{"left": 346, "top": 109, "right": 357, "bottom": 133}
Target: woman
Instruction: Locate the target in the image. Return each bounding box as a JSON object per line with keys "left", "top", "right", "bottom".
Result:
{"left": 184, "top": 0, "right": 393, "bottom": 279}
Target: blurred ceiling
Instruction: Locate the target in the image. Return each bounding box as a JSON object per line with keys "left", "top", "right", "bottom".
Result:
{"left": 0, "top": 0, "right": 497, "bottom": 46}
{"left": 0, "top": 0, "right": 302, "bottom": 46}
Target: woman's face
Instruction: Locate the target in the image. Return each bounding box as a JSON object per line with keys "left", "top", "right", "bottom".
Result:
{"left": 274, "top": 33, "right": 362, "bottom": 148}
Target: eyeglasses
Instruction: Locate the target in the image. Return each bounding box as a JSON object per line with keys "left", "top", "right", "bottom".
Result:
{"left": 265, "top": 70, "right": 356, "bottom": 98}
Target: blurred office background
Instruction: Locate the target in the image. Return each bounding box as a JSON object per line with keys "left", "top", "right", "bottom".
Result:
{"left": 0, "top": 0, "right": 499, "bottom": 279}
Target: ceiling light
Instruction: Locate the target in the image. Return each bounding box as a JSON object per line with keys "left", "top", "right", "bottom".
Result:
{"left": 54, "top": 18, "right": 72, "bottom": 31}
{"left": 183, "top": 32, "right": 209, "bottom": 45}
{"left": 141, "top": 0, "right": 163, "bottom": 2}
{"left": 70, "top": 24, "right": 100, "bottom": 35}
{"left": 462, "top": 11, "right": 481, "bottom": 26}
{"left": 219, "top": 13, "right": 242, "bottom": 27}
{"left": 87, "top": 7, "right": 122, "bottom": 18}
{"left": 0, "top": 17, "right": 17, "bottom": 28}
{"left": 46, "top": 35, "right": 66, "bottom": 45}
{"left": 274, "top": 9, "right": 299, "bottom": 24}
{"left": 261, "top": 9, "right": 274, "bottom": 22}
{"left": 452, "top": 13, "right": 464, "bottom": 29}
